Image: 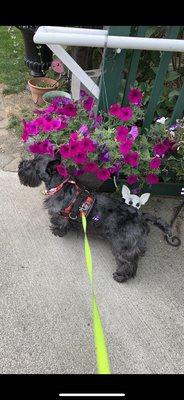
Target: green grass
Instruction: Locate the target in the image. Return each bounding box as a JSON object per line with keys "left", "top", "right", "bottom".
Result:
{"left": 0, "top": 26, "right": 29, "bottom": 94}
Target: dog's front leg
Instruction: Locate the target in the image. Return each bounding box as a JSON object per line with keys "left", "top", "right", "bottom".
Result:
{"left": 50, "top": 214, "right": 70, "bottom": 237}
{"left": 112, "top": 255, "right": 138, "bottom": 283}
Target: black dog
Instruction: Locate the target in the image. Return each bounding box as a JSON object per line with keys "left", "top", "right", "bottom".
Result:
{"left": 18, "top": 154, "right": 180, "bottom": 283}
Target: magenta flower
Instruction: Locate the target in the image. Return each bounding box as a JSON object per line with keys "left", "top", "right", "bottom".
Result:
{"left": 83, "top": 96, "right": 94, "bottom": 112}
{"left": 70, "top": 132, "right": 78, "bottom": 141}
{"left": 124, "top": 151, "right": 140, "bottom": 168}
{"left": 146, "top": 173, "right": 159, "bottom": 185}
{"left": 109, "top": 103, "right": 122, "bottom": 117}
{"left": 28, "top": 139, "right": 54, "bottom": 158}
{"left": 128, "top": 88, "right": 143, "bottom": 106}
{"left": 119, "top": 106, "right": 133, "bottom": 122}
{"left": 96, "top": 167, "right": 110, "bottom": 181}
{"left": 153, "top": 142, "right": 168, "bottom": 157}
{"left": 116, "top": 126, "right": 129, "bottom": 142}
{"left": 73, "top": 152, "right": 87, "bottom": 164}
{"left": 59, "top": 144, "right": 71, "bottom": 159}
{"left": 51, "top": 119, "right": 67, "bottom": 130}
{"left": 27, "top": 120, "right": 40, "bottom": 135}
{"left": 163, "top": 139, "right": 173, "bottom": 152}
{"left": 84, "top": 162, "right": 98, "bottom": 173}
{"left": 80, "top": 138, "right": 96, "bottom": 153}
{"left": 127, "top": 175, "right": 138, "bottom": 185}
{"left": 69, "top": 140, "right": 81, "bottom": 156}
{"left": 61, "top": 103, "right": 77, "bottom": 117}
{"left": 42, "top": 119, "right": 53, "bottom": 132}
{"left": 119, "top": 139, "right": 133, "bottom": 155}
{"left": 21, "top": 119, "right": 30, "bottom": 142}
{"left": 149, "top": 157, "right": 161, "bottom": 169}
{"left": 56, "top": 164, "right": 69, "bottom": 178}
{"left": 129, "top": 125, "right": 139, "bottom": 141}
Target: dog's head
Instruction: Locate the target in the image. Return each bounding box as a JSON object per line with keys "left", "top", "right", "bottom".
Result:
{"left": 18, "top": 153, "right": 62, "bottom": 188}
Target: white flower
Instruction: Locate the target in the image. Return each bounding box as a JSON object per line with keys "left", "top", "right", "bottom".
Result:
{"left": 156, "top": 117, "right": 168, "bottom": 124}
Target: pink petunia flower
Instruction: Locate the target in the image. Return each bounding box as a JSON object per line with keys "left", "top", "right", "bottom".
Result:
{"left": 119, "top": 139, "right": 133, "bottom": 155}
{"left": 146, "top": 173, "right": 159, "bottom": 185}
{"left": 21, "top": 119, "right": 30, "bottom": 142}
{"left": 56, "top": 164, "right": 69, "bottom": 178}
{"left": 124, "top": 151, "right": 140, "bottom": 168}
{"left": 73, "top": 152, "right": 88, "bottom": 164}
{"left": 69, "top": 140, "right": 81, "bottom": 156}
{"left": 109, "top": 103, "right": 122, "bottom": 117}
{"left": 83, "top": 162, "right": 98, "bottom": 173}
{"left": 149, "top": 157, "right": 161, "bottom": 169}
{"left": 153, "top": 142, "right": 168, "bottom": 157}
{"left": 70, "top": 132, "right": 78, "bottom": 141}
{"left": 51, "top": 119, "right": 67, "bottom": 131}
{"left": 80, "top": 138, "right": 96, "bottom": 153}
{"left": 163, "top": 139, "right": 173, "bottom": 152}
{"left": 118, "top": 106, "right": 133, "bottom": 122}
{"left": 59, "top": 144, "right": 71, "bottom": 159}
{"left": 96, "top": 167, "right": 110, "bottom": 181}
{"left": 83, "top": 96, "right": 94, "bottom": 112}
{"left": 60, "top": 103, "right": 77, "bottom": 117}
{"left": 28, "top": 139, "right": 54, "bottom": 158}
{"left": 127, "top": 175, "right": 138, "bottom": 185}
{"left": 128, "top": 88, "right": 143, "bottom": 106}
{"left": 116, "top": 126, "right": 129, "bottom": 142}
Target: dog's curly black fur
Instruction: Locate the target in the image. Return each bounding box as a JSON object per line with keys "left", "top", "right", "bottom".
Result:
{"left": 18, "top": 154, "right": 178, "bottom": 283}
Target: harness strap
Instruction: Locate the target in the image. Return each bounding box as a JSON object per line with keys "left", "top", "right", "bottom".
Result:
{"left": 44, "top": 177, "right": 95, "bottom": 220}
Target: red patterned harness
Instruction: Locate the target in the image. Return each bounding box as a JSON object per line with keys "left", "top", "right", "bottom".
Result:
{"left": 43, "top": 177, "right": 95, "bottom": 220}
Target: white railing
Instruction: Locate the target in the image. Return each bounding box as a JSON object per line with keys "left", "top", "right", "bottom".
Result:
{"left": 33, "top": 26, "right": 184, "bottom": 100}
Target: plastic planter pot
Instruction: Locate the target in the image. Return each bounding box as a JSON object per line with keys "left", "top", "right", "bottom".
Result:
{"left": 99, "top": 178, "right": 184, "bottom": 196}
{"left": 42, "top": 91, "right": 71, "bottom": 104}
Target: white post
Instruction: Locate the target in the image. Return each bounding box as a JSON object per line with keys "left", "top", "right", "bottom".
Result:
{"left": 46, "top": 44, "right": 100, "bottom": 99}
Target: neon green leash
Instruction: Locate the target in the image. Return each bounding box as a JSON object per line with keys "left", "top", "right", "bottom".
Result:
{"left": 81, "top": 212, "right": 111, "bottom": 374}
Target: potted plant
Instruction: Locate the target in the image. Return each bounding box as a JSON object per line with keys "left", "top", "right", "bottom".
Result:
{"left": 28, "top": 59, "right": 70, "bottom": 106}
{"left": 20, "top": 87, "right": 184, "bottom": 196}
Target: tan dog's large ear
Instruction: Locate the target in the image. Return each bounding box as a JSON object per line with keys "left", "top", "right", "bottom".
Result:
{"left": 140, "top": 193, "right": 150, "bottom": 205}
{"left": 122, "top": 185, "right": 131, "bottom": 200}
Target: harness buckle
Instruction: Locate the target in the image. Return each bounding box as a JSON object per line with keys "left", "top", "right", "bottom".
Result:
{"left": 69, "top": 213, "right": 78, "bottom": 220}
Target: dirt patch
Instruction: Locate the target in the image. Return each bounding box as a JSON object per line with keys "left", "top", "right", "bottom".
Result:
{"left": 0, "top": 84, "right": 35, "bottom": 170}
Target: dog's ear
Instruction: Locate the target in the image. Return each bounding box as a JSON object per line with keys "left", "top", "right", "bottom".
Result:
{"left": 122, "top": 185, "right": 131, "bottom": 200}
{"left": 140, "top": 192, "right": 150, "bottom": 206}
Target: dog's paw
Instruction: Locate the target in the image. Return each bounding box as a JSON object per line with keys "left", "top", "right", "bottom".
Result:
{"left": 50, "top": 226, "right": 66, "bottom": 237}
{"left": 113, "top": 271, "right": 133, "bottom": 283}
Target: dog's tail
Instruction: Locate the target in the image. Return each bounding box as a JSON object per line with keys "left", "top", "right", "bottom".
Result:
{"left": 142, "top": 212, "right": 181, "bottom": 247}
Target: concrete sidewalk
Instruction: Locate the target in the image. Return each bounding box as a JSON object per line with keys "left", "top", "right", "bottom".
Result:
{"left": 0, "top": 169, "right": 184, "bottom": 374}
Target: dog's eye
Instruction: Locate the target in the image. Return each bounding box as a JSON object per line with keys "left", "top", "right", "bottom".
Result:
{"left": 136, "top": 203, "right": 140, "bottom": 207}
{"left": 129, "top": 200, "right": 133, "bottom": 205}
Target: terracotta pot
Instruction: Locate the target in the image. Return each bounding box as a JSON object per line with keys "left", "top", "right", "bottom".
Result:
{"left": 28, "top": 77, "right": 59, "bottom": 105}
